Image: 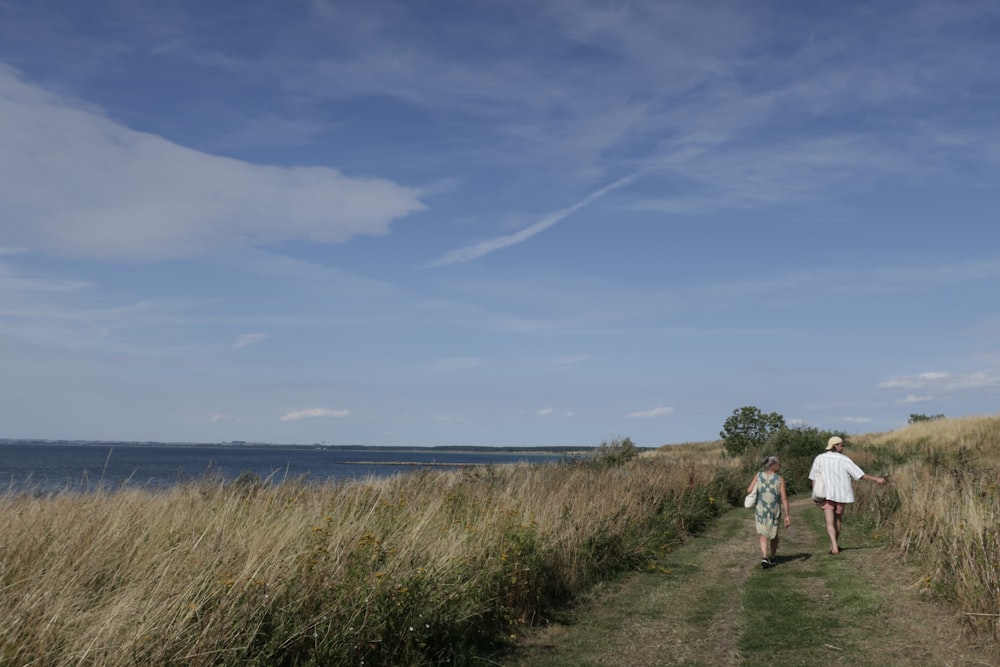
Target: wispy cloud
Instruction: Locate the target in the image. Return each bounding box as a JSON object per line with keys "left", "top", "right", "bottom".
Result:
{"left": 842, "top": 416, "right": 873, "bottom": 424}
{"left": 552, "top": 354, "right": 593, "bottom": 366}
{"left": 0, "top": 66, "right": 425, "bottom": 261}
{"left": 209, "top": 413, "right": 241, "bottom": 424}
{"left": 0, "top": 262, "right": 90, "bottom": 293}
{"left": 944, "top": 372, "right": 999, "bottom": 391}
{"left": 232, "top": 333, "right": 268, "bottom": 350}
{"left": 878, "top": 372, "right": 949, "bottom": 390}
{"left": 428, "top": 173, "right": 642, "bottom": 267}
{"left": 879, "top": 371, "right": 1000, "bottom": 393}
{"left": 897, "top": 395, "right": 933, "bottom": 405}
{"left": 625, "top": 406, "right": 674, "bottom": 419}
{"left": 280, "top": 408, "right": 351, "bottom": 421}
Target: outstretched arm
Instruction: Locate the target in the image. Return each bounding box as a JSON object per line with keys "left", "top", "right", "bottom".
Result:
{"left": 779, "top": 477, "right": 790, "bottom": 527}
{"left": 862, "top": 474, "right": 888, "bottom": 485}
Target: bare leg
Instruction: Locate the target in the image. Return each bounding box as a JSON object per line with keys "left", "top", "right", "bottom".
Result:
{"left": 769, "top": 536, "right": 780, "bottom": 561}
{"left": 824, "top": 507, "right": 839, "bottom": 554}
{"left": 758, "top": 534, "right": 769, "bottom": 560}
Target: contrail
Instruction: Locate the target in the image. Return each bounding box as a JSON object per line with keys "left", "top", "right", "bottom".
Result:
{"left": 428, "top": 172, "right": 642, "bottom": 267}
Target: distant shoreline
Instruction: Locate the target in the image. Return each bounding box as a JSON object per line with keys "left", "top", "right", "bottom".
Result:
{"left": 0, "top": 438, "right": 601, "bottom": 455}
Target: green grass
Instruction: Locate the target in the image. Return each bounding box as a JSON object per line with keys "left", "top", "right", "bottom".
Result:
{"left": 507, "top": 496, "right": 1000, "bottom": 666}
{"left": 738, "top": 504, "right": 893, "bottom": 667}
{"left": 505, "top": 506, "right": 753, "bottom": 666}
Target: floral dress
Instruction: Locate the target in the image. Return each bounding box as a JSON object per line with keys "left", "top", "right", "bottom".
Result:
{"left": 754, "top": 472, "right": 782, "bottom": 539}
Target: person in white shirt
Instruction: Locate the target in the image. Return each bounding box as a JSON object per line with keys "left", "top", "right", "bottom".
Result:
{"left": 808, "top": 436, "right": 887, "bottom": 554}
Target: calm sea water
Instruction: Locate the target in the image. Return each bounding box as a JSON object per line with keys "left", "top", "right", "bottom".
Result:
{"left": 0, "top": 442, "right": 569, "bottom": 493}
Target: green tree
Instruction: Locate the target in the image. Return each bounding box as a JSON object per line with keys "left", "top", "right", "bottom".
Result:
{"left": 720, "top": 406, "right": 786, "bottom": 456}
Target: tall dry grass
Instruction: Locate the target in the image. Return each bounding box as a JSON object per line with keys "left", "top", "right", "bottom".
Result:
{"left": 0, "top": 451, "right": 739, "bottom": 666}
{"left": 850, "top": 414, "right": 1000, "bottom": 635}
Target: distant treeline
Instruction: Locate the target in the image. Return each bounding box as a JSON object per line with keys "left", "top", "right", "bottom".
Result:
{"left": 404, "top": 444, "right": 603, "bottom": 453}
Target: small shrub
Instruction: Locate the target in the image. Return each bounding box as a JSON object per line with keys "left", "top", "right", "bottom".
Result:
{"left": 588, "top": 437, "right": 640, "bottom": 468}
{"left": 908, "top": 413, "right": 945, "bottom": 424}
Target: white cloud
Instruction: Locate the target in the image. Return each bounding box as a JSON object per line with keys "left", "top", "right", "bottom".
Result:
{"left": 0, "top": 66, "right": 425, "bottom": 261}
{"left": 232, "top": 333, "right": 268, "bottom": 350}
{"left": 878, "top": 372, "right": 949, "bottom": 389}
{"left": 879, "top": 371, "right": 998, "bottom": 393}
{"left": 842, "top": 416, "right": 874, "bottom": 424}
{"left": 280, "top": 408, "right": 351, "bottom": 421}
{"left": 536, "top": 407, "right": 572, "bottom": 417}
{"left": 897, "top": 395, "right": 933, "bottom": 405}
{"left": 944, "top": 372, "right": 998, "bottom": 390}
{"left": 625, "top": 406, "right": 674, "bottom": 418}
{"left": 209, "top": 413, "right": 243, "bottom": 424}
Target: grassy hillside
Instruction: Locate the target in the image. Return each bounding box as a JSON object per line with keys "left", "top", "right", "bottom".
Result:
{"left": 2, "top": 416, "right": 996, "bottom": 665}
{"left": 851, "top": 414, "right": 1000, "bottom": 633}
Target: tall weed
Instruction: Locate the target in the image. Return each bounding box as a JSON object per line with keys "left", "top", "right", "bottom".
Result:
{"left": 853, "top": 415, "right": 1000, "bottom": 635}
{"left": 0, "top": 451, "right": 741, "bottom": 665}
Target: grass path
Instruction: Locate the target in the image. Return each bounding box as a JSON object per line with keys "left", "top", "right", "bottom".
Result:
{"left": 502, "top": 497, "right": 1000, "bottom": 666}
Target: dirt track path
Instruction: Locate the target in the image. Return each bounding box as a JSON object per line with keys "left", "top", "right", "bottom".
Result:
{"left": 506, "top": 498, "right": 1000, "bottom": 667}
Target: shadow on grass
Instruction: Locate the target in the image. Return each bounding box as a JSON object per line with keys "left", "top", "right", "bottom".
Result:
{"left": 765, "top": 551, "right": 813, "bottom": 568}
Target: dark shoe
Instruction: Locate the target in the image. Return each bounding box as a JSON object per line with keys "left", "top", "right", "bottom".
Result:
{"left": 768, "top": 558, "right": 777, "bottom": 567}
{"left": 761, "top": 559, "right": 769, "bottom": 569}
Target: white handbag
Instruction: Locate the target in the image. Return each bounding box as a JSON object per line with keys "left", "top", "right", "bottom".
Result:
{"left": 812, "top": 472, "right": 826, "bottom": 502}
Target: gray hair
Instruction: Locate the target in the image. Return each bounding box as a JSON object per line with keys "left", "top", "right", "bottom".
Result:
{"left": 760, "top": 456, "right": 780, "bottom": 471}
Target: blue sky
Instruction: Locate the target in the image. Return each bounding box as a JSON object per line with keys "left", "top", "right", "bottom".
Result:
{"left": 1, "top": 0, "right": 999, "bottom": 446}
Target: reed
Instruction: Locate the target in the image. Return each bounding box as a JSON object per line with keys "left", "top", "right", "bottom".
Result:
{"left": 850, "top": 414, "right": 1000, "bottom": 635}
{"left": 0, "top": 450, "right": 736, "bottom": 665}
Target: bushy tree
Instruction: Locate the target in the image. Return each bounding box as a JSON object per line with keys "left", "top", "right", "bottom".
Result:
{"left": 765, "top": 426, "right": 843, "bottom": 495}
{"left": 767, "top": 426, "right": 826, "bottom": 458}
{"left": 720, "top": 406, "right": 786, "bottom": 456}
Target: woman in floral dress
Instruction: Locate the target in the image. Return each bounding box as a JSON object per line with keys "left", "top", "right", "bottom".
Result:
{"left": 747, "top": 456, "right": 790, "bottom": 569}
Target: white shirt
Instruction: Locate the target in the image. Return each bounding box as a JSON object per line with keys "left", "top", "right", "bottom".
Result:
{"left": 808, "top": 451, "right": 865, "bottom": 503}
